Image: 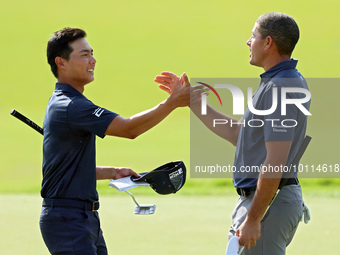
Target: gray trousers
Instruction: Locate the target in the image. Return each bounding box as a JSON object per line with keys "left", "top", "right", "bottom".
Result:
{"left": 228, "top": 185, "right": 304, "bottom": 255}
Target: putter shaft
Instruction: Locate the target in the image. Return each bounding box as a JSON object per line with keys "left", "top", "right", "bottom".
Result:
{"left": 125, "top": 190, "right": 140, "bottom": 207}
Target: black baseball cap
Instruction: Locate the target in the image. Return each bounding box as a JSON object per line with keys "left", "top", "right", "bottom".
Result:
{"left": 131, "top": 161, "right": 186, "bottom": 195}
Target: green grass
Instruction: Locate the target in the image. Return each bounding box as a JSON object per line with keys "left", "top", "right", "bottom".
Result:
{"left": 0, "top": 194, "right": 339, "bottom": 255}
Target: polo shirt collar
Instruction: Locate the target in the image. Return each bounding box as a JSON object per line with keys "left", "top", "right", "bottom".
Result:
{"left": 55, "top": 82, "right": 83, "bottom": 96}
{"left": 260, "top": 58, "right": 298, "bottom": 79}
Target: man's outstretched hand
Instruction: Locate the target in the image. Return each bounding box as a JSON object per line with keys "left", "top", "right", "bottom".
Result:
{"left": 154, "top": 71, "right": 206, "bottom": 107}
{"left": 154, "top": 72, "right": 190, "bottom": 95}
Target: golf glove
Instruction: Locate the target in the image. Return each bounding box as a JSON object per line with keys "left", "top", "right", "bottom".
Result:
{"left": 301, "top": 203, "right": 311, "bottom": 224}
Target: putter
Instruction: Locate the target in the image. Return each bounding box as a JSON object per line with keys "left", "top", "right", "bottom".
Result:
{"left": 10, "top": 109, "right": 44, "bottom": 135}
{"left": 226, "top": 135, "right": 312, "bottom": 255}
{"left": 125, "top": 190, "right": 156, "bottom": 215}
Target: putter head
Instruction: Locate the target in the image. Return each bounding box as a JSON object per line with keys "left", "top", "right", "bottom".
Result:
{"left": 134, "top": 204, "right": 156, "bottom": 215}
{"left": 225, "top": 236, "right": 240, "bottom": 255}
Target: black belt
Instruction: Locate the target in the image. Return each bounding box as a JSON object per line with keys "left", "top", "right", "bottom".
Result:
{"left": 43, "top": 198, "right": 99, "bottom": 211}
{"left": 236, "top": 186, "right": 257, "bottom": 197}
{"left": 236, "top": 178, "right": 299, "bottom": 197}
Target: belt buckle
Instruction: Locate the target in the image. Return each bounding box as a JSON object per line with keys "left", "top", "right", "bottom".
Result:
{"left": 241, "top": 189, "right": 247, "bottom": 197}
{"left": 92, "top": 201, "right": 99, "bottom": 211}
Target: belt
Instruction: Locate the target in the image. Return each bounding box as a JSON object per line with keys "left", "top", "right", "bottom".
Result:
{"left": 236, "top": 178, "right": 299, "bottom": 197}
{"left": 43, "top": 198, "right": 100, "bottom": 211}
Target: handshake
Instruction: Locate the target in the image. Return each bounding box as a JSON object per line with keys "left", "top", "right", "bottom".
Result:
{"left": 154, "top": 71, "right": 207, "bottom": 109}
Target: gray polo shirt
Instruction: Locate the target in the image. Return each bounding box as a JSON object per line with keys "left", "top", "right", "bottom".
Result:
{"left": 233, "top": 59, "right": 310, "bottom": 188}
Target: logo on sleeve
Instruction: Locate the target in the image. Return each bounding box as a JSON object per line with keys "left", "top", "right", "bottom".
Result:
{"left": 93, "top": 107, "right": 104, "bottom": 117}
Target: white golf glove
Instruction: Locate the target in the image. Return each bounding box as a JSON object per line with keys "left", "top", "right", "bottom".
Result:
{"left": 301, "top": 203, "right": 311, "bottom": 224}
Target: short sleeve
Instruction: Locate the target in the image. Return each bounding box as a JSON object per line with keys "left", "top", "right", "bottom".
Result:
{"left": 67, "top": 97, "right": 118, "bottom": 138}
{"left": 262, "top": 83, "right": 298, "bottom": 142}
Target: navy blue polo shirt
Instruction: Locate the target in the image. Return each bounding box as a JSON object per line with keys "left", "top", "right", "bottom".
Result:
{"left": 41, "top": 83, "right": 118, "bottom": 202}
{"left": 233, "top": 59, "right": 310, "bottom": 188}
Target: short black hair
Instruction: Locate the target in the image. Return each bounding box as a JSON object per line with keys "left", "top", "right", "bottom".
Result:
{"left": 47, "top": 28, "right": 87, "bottom": 78}
{"left": 256, "top": 12, "right": 299, "bottom": 56}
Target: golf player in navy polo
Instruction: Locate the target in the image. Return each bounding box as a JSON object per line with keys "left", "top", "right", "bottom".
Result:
{"left": 155, "top": 12, "right": 310, "bottom": 255}
{"left": 40, "top": 28, "right": 190, "bottom": 255}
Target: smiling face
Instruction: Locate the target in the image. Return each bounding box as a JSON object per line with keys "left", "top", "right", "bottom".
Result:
{"left": 246, "top": 23, "right": 266, "bottom": 68}
{"left": 59, "top": 38, "right": 96, "bottom": 90}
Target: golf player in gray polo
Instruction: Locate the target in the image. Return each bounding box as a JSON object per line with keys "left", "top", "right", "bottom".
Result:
{"left": 155, "top": 12, "right": 310, "bottom": 255}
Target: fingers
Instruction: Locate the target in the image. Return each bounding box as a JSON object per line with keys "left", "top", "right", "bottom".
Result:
{"left": 155, "top": 72, "right": 192, "bottom": 102}
{"left": 180, "top": 72, "right": 190, "bottom": 87}
{"left": 154, "top": 73, "right": 180, "bottom": 90}
{"left": 130, "top": 169, "right": 141, "bottom": 178}
{"left": 243, "top": 240, "right": 256, "bottom": 250}
{"left": 115, "top": 168, "right": 140, "bottom": 179}
{"left": 155, "top": 72, "right": 185, "bottom": 87}
{"left": 155, "top": 72, "right": 180, "bottom": 87}
{"left": 154, "top": 75, "right": 172, "bottom": 86}
{"left": 158, "top": 84, "right": 171, "bottom": 95}
{"left": 123, "top": 168, "right": 140, "bottom": 178}
{"left": 155, "top": 72, "right": 191, "bottom": 87}
{"left": 236, "top": 229, "right": 253, "bottom": 250}
{"left": 238, "top": 237, "right": 257, "bottom": 250}
{"left": 235, "top": 220, "right": 261, "bottom": 251}
{"left": 237, "top": 229, "right": 258, "bottom": 251}
{"left": 160, "top": 71, "right": 179, "bottom": 80}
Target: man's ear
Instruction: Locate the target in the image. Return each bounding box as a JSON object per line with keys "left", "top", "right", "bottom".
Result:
{"left": 55, "top": 57, "right": 67, "bottom": 71}
{"left": 264, "top": 36, "right": 274, "bottom": 50}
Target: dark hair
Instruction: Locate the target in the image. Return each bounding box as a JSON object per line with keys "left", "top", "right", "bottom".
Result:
{"left": 256, "top": 12, "right": 299, "bottom": 56}
{"left": 47, "top": 28, "right": 86, "bottom": 78}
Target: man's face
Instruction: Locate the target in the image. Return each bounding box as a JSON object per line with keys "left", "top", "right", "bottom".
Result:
{"left": 64, "top": 38, "right": 96, "bottom": 86}
{"left": 246, "top": 23, "right": 266, "bottom": 68}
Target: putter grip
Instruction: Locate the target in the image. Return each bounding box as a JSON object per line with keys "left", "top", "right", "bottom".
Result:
{"left": 10, "top": 109, "right": 44, "bottom": 135}
{"left": 278, "top": 135, "right": 312, "bottom": 189}
{"left": 291, "top": 135, "right": 312, "bottom": 167}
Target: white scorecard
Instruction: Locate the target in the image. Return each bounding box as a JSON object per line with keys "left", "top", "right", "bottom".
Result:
{"left": 225, "top": 236, "right": 240, "bottom": 255}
